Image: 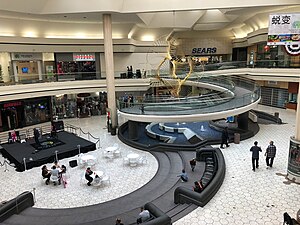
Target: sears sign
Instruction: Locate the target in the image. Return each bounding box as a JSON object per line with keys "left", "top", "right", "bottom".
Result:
{"left": 192, "top": 47, "right": 217, "bottom": 54}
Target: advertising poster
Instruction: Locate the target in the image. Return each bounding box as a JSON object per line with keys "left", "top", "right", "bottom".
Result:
{"left": 268, "top": 13, "right": 300, "bottom": 45}
{"left": 288, "top": 138, "right": 300, "bottom": 176}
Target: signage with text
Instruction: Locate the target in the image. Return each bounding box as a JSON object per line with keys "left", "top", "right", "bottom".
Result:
{"left": 11, "top": 53, "right": 43, "bottom": 61}
{"left": 268, "top": 13, "right": 300, "bottom": 45}
{"left": 192, "top": 47, "right": 217, "bottom": 55}
{"left": 73, "top": 53, "right": 95, "bottom": 61}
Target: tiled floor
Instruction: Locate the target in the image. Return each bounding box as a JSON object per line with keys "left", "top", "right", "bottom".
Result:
{"left": 0, "top": 116, "right": 158, "bottom": 209}
{"left": 174, "top": 105, "right": 300, "bottom": 225}
{"left": 0, "top": 105, "right": 299, "bottom": 224}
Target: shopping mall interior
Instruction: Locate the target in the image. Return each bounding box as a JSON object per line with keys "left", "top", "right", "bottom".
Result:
{"left": 0, "top": 1, "right": 300, "bottom": 225}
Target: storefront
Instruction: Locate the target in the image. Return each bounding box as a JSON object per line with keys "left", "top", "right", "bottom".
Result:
{"left": 11, "top": 53, "right": 43, "bottom": 83}
{"left": 178, "top": 37, "right": 232, "bottom": 64}
{"left": 55, "top": 53, "right": 101, "bottom": 81}
{"left": 250, "top": 42, "right": 300, "bottom": 68}
{"left": 0, "top": 97, "right": 51, "bottom": 131}
{"left": 52, "top": 92, "right": 107, "bottom": 119}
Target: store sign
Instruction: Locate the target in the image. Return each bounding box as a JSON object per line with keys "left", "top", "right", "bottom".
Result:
{"left": 11, "top": 53, "right": 43, "bottom": 61}
{"left": 192, "top": 47, "right": 217, "bottom": 54}
{"left": 3, "top": 101, "right": 22, "bottom": 108}
{"left": 73, "top": 53, "right": 95, "bottom": 61}
{"left": 268, "top": 13, "right": 300, "bottom": 45}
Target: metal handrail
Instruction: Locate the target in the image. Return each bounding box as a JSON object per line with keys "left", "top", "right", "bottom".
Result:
{"left": 64, "top": 123, "right": 101, "bottom": 149}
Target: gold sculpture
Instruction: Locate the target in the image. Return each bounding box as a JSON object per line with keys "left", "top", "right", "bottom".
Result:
{"left": 156, "top": 39, "right": 194, "bottom": 97}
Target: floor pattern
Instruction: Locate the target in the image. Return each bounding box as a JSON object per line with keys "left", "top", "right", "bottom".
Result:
{"left": 0, "top": 105, "right": 299, "bottom": 225}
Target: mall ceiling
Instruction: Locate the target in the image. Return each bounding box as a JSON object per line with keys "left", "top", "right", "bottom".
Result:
{"left": 0, "top": 0, "right": 299, "bottom": 41}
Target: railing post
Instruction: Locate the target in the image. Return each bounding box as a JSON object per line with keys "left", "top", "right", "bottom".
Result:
{"left": 23, "top": 158, "right": 26, "bottom": 171}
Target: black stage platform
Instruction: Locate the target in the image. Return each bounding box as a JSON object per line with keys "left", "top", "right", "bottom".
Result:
{"left": 0, "top": 131, "right": 96, "bottom": 171}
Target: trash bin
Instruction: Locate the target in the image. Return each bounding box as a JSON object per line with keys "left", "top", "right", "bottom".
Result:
{"left": 234, "top": 133, "right": 240, "bottom": 144}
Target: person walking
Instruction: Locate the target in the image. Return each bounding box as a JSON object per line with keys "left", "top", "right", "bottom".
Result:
{"left": 220, "top": 127, "right": 230, "bottom": 149}
{"left": 189, "top": 158, "right": 196, "bottom": 172}
{"left": 265, "top": 141, "right": 276, "bottom": 168}
{"left": 250, "top": 141, "right": 262, "bottom": 171}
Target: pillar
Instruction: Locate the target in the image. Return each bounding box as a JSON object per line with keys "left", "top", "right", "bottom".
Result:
{"left": 287, "top": 82, "right": 300, "bottom": 183}
{"left": 103, "top": 14, "right": 117, "bottom": 134}
{"left": 0, "top": 52, "right": 10, "bottom": 83}
{"left": 128, "top": 120, "right": 139, "bottom": 141}
{"left": 237, "top": 112, "right": 249, "bottom": 130}
{"left": 37, "top": 60, "right": 43, "bottom": 81}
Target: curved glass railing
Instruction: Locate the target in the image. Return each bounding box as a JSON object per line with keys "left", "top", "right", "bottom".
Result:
{"left": 0, "top": 59, "right": 299, "bottom": 86}
{"left": 118, "top": 75, "right": 260, "bottom": 115}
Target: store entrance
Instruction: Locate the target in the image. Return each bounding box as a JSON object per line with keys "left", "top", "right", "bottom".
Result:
{"left": 0, "top": 104, "right": 24, "bottom": 131}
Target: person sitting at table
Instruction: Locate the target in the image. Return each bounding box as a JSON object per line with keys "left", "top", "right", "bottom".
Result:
{"left": 59, "top": 165, "right": 66, "bottom": 174}
{"left": 41, "top": 165, "right": 51, "bottom": 185}
{"left": 85, "top": 167, "right": 93, "bottom": 186}
{"left": 51, "top": 165, "right": 60, "bottom": 185}
{"left": 53, "top": 160, "right": 61, "bottom": 169}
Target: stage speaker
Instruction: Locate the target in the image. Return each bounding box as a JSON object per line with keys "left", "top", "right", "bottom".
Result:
{"left": 188, "top": 135, "right": 202, "bottom": 144}
{"left": 69, "top": 160, "right": 78, "bottom": 168}
{"left": 52, "top": 121, "right": 64, "bottom": 131}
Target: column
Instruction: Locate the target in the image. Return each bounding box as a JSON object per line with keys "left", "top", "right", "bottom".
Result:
{"left": 103, "top": 14, "right": 117, "bottom": 135}
{"left": 128, "top": 120, "right": 139, "bottom": 141}
{"left": 0, "top": 52, "right": 10, "bottom": 83}
{"left": 237, "top": 112, "right": 249, "bottom": 130}
{"left": 287, "top": 82, "right": 300, "bottom": 183}
{"left": 37, "top": 60, "right": 43, "bottom": 81}
{"left": 12, "top": 61, "right": 18, "bottom": 82}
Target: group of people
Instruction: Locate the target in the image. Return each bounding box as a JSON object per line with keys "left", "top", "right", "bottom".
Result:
{"left": 41, "top": 160, "right": 67, "bottom": 185}
{"left": 250, "top": 140, "right": 277, "bottom": 171}
{"left": 8, "top": 130, "right": 21, "bottom": 143}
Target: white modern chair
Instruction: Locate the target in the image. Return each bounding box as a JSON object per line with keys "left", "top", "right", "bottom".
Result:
{"left": 113, "top": 149, "right": 122, "bottom": 158}
{"left": 123, "top": 157, "right": 129, "bottom": 166}
{"left": 50, "top": 175, "right": 59, "bottom": 185}
{"left": 77, "top": 154, "right": 85, "bottom": 167}
{"left": 129, "top": 159, "right": 138, "bottom": 167}
{"left": 138, "top": 156, "right": 148, "bottom": 165}
{"left": 101, "top": 175, "right": 111, "bottom": 186}
{"left": 92, "top": 177, "right": 102, "bottom": 187}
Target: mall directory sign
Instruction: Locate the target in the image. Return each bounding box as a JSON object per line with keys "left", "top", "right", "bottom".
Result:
{"left": 268, "top": 13, "right": 300, "bottom": 45}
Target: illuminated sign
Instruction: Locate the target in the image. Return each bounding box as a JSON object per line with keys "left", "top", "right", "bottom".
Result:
{"left": 192, "top": 47, "right": 217, "bottom": 54}
{"left": 3, "top": 102, "right": 22, "bottom": 108}
{"left": 73, "top": 53, "right": 95, "bottom": 61}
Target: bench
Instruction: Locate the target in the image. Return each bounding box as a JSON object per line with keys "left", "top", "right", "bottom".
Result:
{"left": 0, "top": 191, "right": 34, "bottom": 223}
{"left": 174, "top": 147, "right": 225, "bottom": 207}
{"left": 142, "top": 202, "right": 171, "bottom": 225}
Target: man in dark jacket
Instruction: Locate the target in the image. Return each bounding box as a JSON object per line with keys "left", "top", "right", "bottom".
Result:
{"left": 220, "top": 127, "right": 230, "bottom": 149}
{"left": 265, "top": 141, "right": 276, "bottom": 168}
{"left": 250, "top": 141, "right": 262, "bottom": 171}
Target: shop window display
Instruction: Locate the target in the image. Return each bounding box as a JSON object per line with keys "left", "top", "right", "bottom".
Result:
{"left": 24, "top": 98, "right": 50, "bottom": 126}
{"left": 52, "top": 94, "right": 76, "bottom": 119}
